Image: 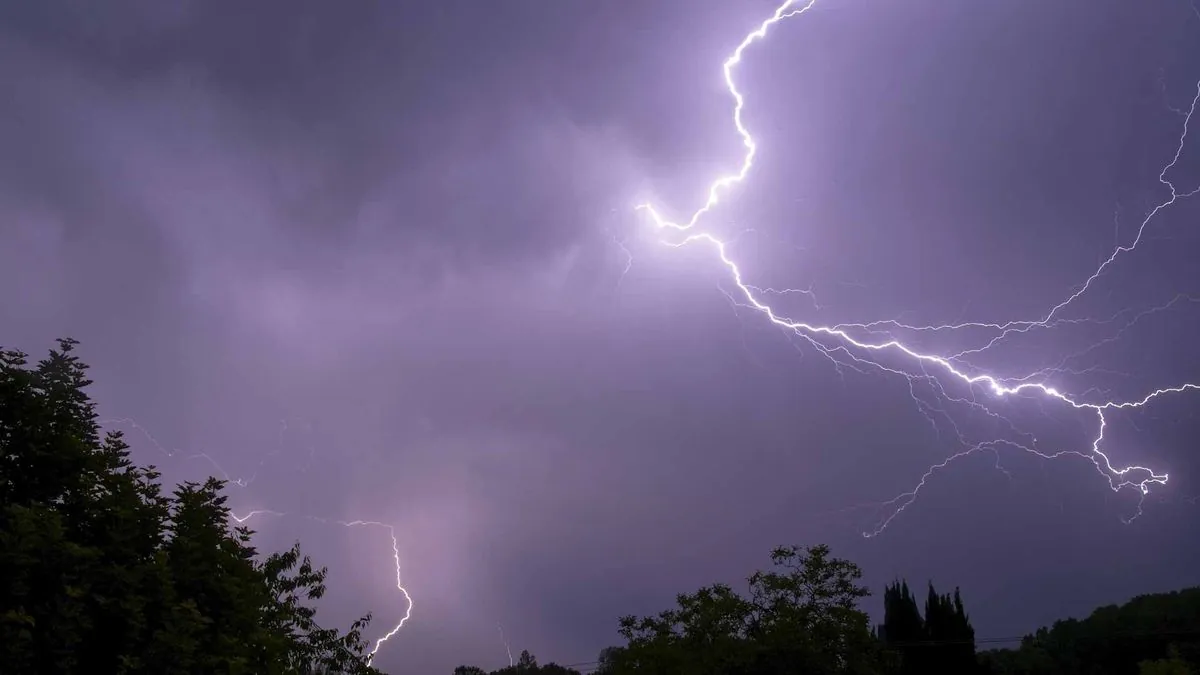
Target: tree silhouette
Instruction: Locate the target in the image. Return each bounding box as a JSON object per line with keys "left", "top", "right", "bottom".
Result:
{"left": 0, "top": 339, "right": 382, "bottom": 674}
{"left": 879, "top": 581, "right": 924, "bottom": 674}
{"left": 456, "top": 650, "right": 581, "bottom": 675}
{"left": 606, "top": 544, "right": 883, "bottom": 674}
{"left": 980, "top": 588, "right": 1200, "bottom": 674}
{"left": 879, "top": 580, "right": 977, "bottom": 674}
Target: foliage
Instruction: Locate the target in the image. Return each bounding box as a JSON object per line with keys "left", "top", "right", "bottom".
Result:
{"left": 1139, "top": 646, "right": 1194, "bottom": 675}
{"left": 0, "top": 339, "right": 382, "bottom": 674}
{"left": 978, "top": 588, "right": 1200, "bottom": 675}
{"left": 601, "top": 544, "right": 884, "bottom": 675}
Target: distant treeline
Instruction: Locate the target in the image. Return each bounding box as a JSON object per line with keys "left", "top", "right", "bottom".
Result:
{"left": 456, "top": 574, "right": 1200, "bottom": 675}
{"left": 977, "top": 587, "right": 1200, "bottom": 675}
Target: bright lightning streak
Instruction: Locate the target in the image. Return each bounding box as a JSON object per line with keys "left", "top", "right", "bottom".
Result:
{"left": 346, "top": 519, "right": 413, "bottom": 660}
{"left": 498, "top": 623, "right": 515, "bottom": 668}
{"left": 644, "top": 0, "right": 820, "bottom": 234}
{"left": 233, "top": 511, "right": 414, "bottom": 662}
{"left": 636, "top": 0, "right": 1200, "bottom": 535}
{"left": 103, "top": 418, "right": 413, "bottom": 662}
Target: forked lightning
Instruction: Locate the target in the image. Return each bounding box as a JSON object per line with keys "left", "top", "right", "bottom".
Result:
{"left": 635, "top": 0, "right": 1200, "bottom": 536}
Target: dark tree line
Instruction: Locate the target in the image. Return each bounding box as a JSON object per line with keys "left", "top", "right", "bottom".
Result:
{"left": 1, "top": 340, "right": 382, "bottom": 674}
{"left": 7, "top": 340, "right": 1200, "bottom": 675}
{"left": 600, "top": 544, "right": 884, "bottom": 675}
{"left": 979, "top": 587, "right": 1200, "bottom": 675}
{"left": 456, "top": 545, "right": 887, "bottom": 675}
{"left": 564, "top": 550, "right": 1200, "bottom": 675}
{"left": 454, "top": 650, "right": 583, "bottom": 675}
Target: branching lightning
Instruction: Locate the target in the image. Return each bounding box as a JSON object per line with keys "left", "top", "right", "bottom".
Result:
{"left": 102, "top": 417, "right": 413, "bottom": 663}
{"left": 635, "top": 0, "right": 1200, "bottom": 536}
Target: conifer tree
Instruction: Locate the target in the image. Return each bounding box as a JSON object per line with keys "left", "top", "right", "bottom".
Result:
{"left": 0, "top": 339, "right": 382, "bottom": 674}
{"left": 881, "top": 580, "right": 926, "bottom": 674}
{"left": 881, "top": 579, "right": 977, "bottom": 675}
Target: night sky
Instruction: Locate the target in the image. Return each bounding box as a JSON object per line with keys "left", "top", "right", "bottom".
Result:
{"left": 3, "top": 0, "right": 1200, "bottom": 672}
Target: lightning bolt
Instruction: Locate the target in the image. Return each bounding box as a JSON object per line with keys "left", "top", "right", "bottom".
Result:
{"left": 231, "top": 510, "right": 413, "bottom": 662}
{"left": 636, "top": 0, "right": 1200, "bottom": 536}
{"left": 498, "top": 623, "right": 515, "bottom": 668}
{"left": 606, "top": 227, "right": 634, "bottom": 287}
{"left": 102, "top": 418, "right": 413, "bottom": 663}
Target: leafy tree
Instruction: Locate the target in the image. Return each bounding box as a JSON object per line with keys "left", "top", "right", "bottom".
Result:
{"left": 604, "top": 544, "right": 883, "bottom": 675}
{"left": 0, "top": 339, "right": 383, "bottom": 674}
{"left": 595, "top": 646, "right": 626, "bottom": 673}
{"left": 517, "top": 650, "right": 538, "bottom": 671}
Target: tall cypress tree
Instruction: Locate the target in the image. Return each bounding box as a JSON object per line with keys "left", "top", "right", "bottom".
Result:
{"left": 951, "top": 588, "right": 977, "bottom": 671}
{"left": 881, "top": 580, "right": 927, "bottom": 675}
{"left": 923, "top": 583, "right": 978, "bottom": 674}
{"left": 882, "top": 580, "right": 978, "bottom": 674}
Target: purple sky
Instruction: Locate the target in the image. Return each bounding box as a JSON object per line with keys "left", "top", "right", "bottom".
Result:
{"left": 3, "top": 0, "right": 1200, "bottom": 672}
